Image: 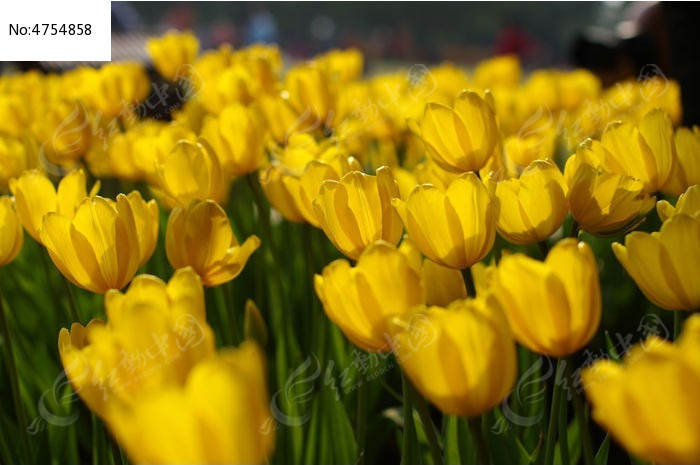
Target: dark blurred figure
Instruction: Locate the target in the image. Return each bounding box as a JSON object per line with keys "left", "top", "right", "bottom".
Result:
{"left": 573, "top": 2, "right": 700, "bottom": 126}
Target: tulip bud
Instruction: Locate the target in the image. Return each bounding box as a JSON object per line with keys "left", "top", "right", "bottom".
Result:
{"left": 315, "top": 241, "right": 424, "bottom": 352}
{"left": 491, "top": 159, "right": 568, "bottom": 244}
{"left": 314, "top": 166, "right": 403, "bottom": 260}
{"left": 489, "top": 239, "right": 602, "bottom": 357}
{"left": 0, "top": 196, "right": 23, "bottom": 266}
{"left": 166, "top": 200, "right": 260, "bottom": 286}
{"left": 393, "top": 172, "right": 495, "bottom": 269}
{"left": 389, "top": 297, "right": 517, "bottom": 417}
{"left": 613, "top": 213, "right": 700, "bottom": 310}
{"left": 412, "top": 91, "right": 500, "bottom": 173}
{"left": 154, "top": 140, "right": 226, "bottom": 209}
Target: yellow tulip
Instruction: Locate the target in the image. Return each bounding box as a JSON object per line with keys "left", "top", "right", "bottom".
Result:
{"left": 285, "top": 64, "right": 333, "bottom": 127}
{"left": 313, "top": 166, "right": 403, "bottom": 260}
{"left": 413, "top": 160, "right": 460, "bottom": 191}
{"left": 392, "top": 172, "right": 495, "bottom": 269}
{"left": 58, "top": 267, "right": 215, "bottom": 417}
{"left": 42, "top": 192, "right": 158, "bottom": 293}
{"left": 146, "top": 30, "right": 199, "bottom": 80}
{"left": 598, "top": 109, "right": 674, "bottom": 193}
{"left": 315, "top": 48, "right": 363, "bottom": 86}
{"left": 108, "top": 341, "right": 274, "bottom": 465}
{"left": 657, "top": 184, "right": 700, "bottom": 222}
{"left": 132, "top": 122, "right": 197, "bottom": 181}
{"left": 412, "top": 91, "right": 500, "bottom": 172}
{"left": 0, "top": 135, "right": 35, "bottom": 191}
{"left": 166, "top": 200, "right": 260, "bottom": 286}
{"left": 503, "top": 127, "right": 556, "bottom": 169}
{"left": 489, "top": 239, "right": 601, "bottom": 357}
{"left": 82, "top": 63, "right": 150, "bottom": 119}
{"left": 474, "top": 55, "right": 521, "bottom": 88}
{"left": 0, "top": 196, "right": 23, "bottom": 265}
{"left": 314, "top": 241, "right": 424, "bottom": 352}
{"left": 261, "top": 145, "right": 361, "bottom": 227}
{"left": 565, "top": 141, "right": 655, "bottom": 236}
{"left": 10, "top": 168, "right": 99, "bottom": 243}
{"left": 154, "top": 140, "right": 226, "bottom": 209}
{"left": 258, "top": 95, "right": 315, "bottom": 145}
{"left": 389, "top": 297, "right": 517, "bottom": 417}
{"left": 582, "top": 314, "right": 700, "bottom": 465}
{"left": 612, "top": 213, "right": 700, "bottom": 310}
{"left": 33, "top": 100, "right": 91, "bottom": 167}
{"left": 201, "top": 103, "right": 266, "bottom": 176}
{"left": 662, "top": 126, "right": 700, "bottom": 196}
{"left": 491, "top": 159, "right": 568, "bottom": 244}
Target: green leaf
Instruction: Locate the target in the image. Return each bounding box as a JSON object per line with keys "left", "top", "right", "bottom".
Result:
{"left": 604, "top": 331, "right": 621, "bottom": 361}
{"left": 323, "top": 384, "right": 358, "bottom": 464}
{"left": 594, "top": 434, "right": 610, "bottom": 465}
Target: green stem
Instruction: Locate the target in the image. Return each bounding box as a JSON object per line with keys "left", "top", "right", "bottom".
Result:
{"left": 674, "top": 311, "right": 682, "bottom": 340}
{"left": 569, "top": 220, "right": 579, "bottom": 239}
{"left": 217, "top": 284, "right": 234, "bottom": 346}
{"left": 538, "top": 240, "right": 550, "bottom": 259}
{"left": 558, "top": 389, "right": 570, "bottom": 465}
{"left": 468, "top": 417, "right": 489, "bottom": 465}
{"left": 544, "top": 358, "right": 565, "bottom": 465}
{"left": 60, "top": 275, "right": 81, "bottom": 323}
{"left": 0, "top": 283, "right": 31, "bottom": 463}
{"left": 400, "top": 369, "right": 418, "bottom": 465}
{"left": 565, "top": 357, "right": 594, "bottom": 465}
{"left": 412, "top": 387, "right": 444, "bottom": 465}
{"left": 462, "top": 267, "right": 476, "bottom": 298}
{"left": 355, "top": 370, "right": 367, "bottom": 464}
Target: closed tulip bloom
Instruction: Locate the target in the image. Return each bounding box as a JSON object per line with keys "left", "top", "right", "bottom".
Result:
{"left": 201, "top": 103, "right": 266, "bottom": 175}
{"left": 132, "top": 122, "right": 197, "bottom": 182}
{"left": 612, "top": 213, "right": 700, "bottom": 310}
{"left": 565, "top": 142, "right": 655, "bottom": 236}
{"left": 313, "top": 166, "right": 402, "bottom": 260}
{"left": 58, "top": 267, "right": 215, "bottom": 417}
{"left": 473, "top": 54, "right": 521, "bottom": 88}
{"left": 582, "top": 314, "right": 700, "bottom": 465}
{"left": 657, "top": 184, "right": 700, "bottom": 222}
{"left": 389, "top": 297, "right": 517, "bottom": 417}
{"left": 154, "top": 140, "right": 226, "bottom": 209}
{"left": 314, "top": 241, "right": 424, "bottom": 352}
{"left": 83, "top": 63, "right": 150, "bottom": 119}
{"left": 10, "top": 168, "right": 99, "bottom": 242}
{"left": 146, "top": 30, "right": 199, "bottom": 80}
{"left": 598, "top": 109, "right": 674, "bottom": 194}
{"left": 285, "top": 64, "right": 334, "bottom": 126}
{"left": 491, "top": 159, "right": 568, "bottom": 244}
{"left": 490, "top": 239, "right": 602, "bottom": 357}
{"left": 662, "top": 126, "right": 700, "bottom": 196}
{"left": 503, "top": 128, "right": 556, "bottom": 169}
{"left": 166, "top": 200, "right": 260, "bottom": 286}
{"left": 0, "top": 197, "right": 23, "bottom": 265}
{"left": 0, "top": 135, "right": 34, "bottom": 191}
{"left": 34, "top": 100, "right": 91, "bottom": 166}
{"left": 412, "top": 91, "right": 499, "bottom": 172}
{"left": 392, "top": 172, "right": 495, "bottom": 269}
{"left": 108, "top": 341, "right": 274, "bottom": 465}
{"left": 42, "top": 193, "right": 156, "bottom": 293}
{"left": 124, "top": 191, "right": 159, "bottom": 266}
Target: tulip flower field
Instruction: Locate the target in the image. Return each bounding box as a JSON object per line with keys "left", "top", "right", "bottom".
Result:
{"left": 1, "top": 29, "right": 699, "bottom": 465}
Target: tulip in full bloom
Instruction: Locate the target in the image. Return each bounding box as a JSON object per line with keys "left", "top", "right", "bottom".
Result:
{"left": 146, "top": 30, "right": 199, "bottom": 80}
{"left": 597, "top": 109, "right": 674, "bottom": 194}
{"left": 154, "top": 140, "right": 226, "bottom": 209}
{"left": 582, "top": 314, "right": 700, "bottom": 465}
{"left": 663, "top": 125, "right": 700, "bottom": 196}
{"left": 613, "top": 213, "right": 700, "bottom": 310}
{"left": 313, "top": 166, "right": 403, "bottom": 260}
{"left": 0, "top": 197, "right": 23, "bottom": 265}
{"left": 10, "top": 168, "right": 99, "bottom": 243}
{"left": 389, "top": 297, "right": 517, "bottom": 417}
{"left": 201, "top": 103, "right": 267, "bottom": 175}
{"left": 315, "top": 241, "right": 424, "bottom": 352}
{"left": 41, "top": 192, "right": 158, "bottom": 293}
{"left": 489, "top": 239, "right": 602, "bottom": 357}
{"left": 392, "top": 172, "right": 495, "bottom": 269}
{"left": 166, "top": 200, "right": 260, "bottom": 286}
{"left": 565, "top": 141, "right": 655, "bottom": 236}
{"left": 491, "top": 159, "right": 568, "bottom": 244}
{"left": 657, "top": 184, "right": 700, "bottom": 222}
{"left": 58, "top": 268, "right": 216, "bottom": 416}
{"left": 411, "top": 91, "right": 500, "bottom": 172}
